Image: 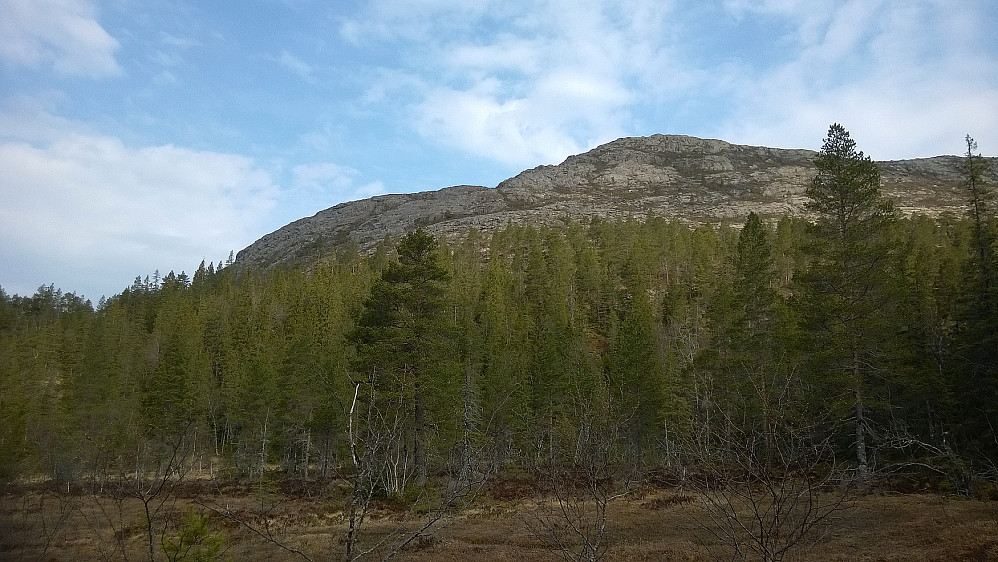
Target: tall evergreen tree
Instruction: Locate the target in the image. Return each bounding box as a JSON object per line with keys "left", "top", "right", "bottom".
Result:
{"left": 607, "top": 276, "right": 663, "bottom": 464}
{"left": 801, "top": 124, "right": 897, "bottom": 480}
{"left": 734, "top": 216, "right": 776, "bottom": 348}
{"left": 954, "top": 135, "right": 998, "bottom": 458}
{"left": 348, "top": 229, "right": 458, "bottom": 487}
{"left": 963, "top": 135, "right": 996, "bottom": 291}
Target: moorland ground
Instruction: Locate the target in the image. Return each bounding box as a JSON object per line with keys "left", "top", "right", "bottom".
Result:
{"left": 3, "top": 477, "right": 997, "bottom": 561}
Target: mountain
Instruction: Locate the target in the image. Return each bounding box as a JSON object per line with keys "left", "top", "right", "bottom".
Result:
{"left": 235, "top": 134, "right": 980, "bottom": 269}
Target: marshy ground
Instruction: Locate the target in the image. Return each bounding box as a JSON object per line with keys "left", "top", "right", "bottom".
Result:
{"left": 3, "top": 478, "right": 996, "bottom": 561}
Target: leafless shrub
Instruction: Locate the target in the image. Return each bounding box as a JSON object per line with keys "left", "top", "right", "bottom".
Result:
{"left": 344, "top": 381, "right": 494, "bottom": 561}
{"left": 36, "top": 489, "right": 81, "bottom": 558}
{"left": 204, "top": 381, "right": 493, "bottom": 561}
{"left": 525, "top": 388, "right": 633, "bottom": 562}
{"left": 84, "top": 421, "right": 199, "bottom": 561}
{"left": 681, "top": 368, "right": 853, "bottom": 562}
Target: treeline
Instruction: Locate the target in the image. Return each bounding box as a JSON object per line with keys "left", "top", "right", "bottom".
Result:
{"left": 1, "top": 127, "right": 995, "bottom": 495}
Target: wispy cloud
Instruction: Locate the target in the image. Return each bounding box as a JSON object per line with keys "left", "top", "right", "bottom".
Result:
{"left": 345, "top": 0, "right": 676, "bottom": 167}
{"left": 159, "top": 32, "right": 201, "bottom": 50}
{"left": 713, "top": 1, "right": 998, "bottom": 157}
{"left": 0, "top": 102, "right": 279, "bottom": 298}
{"left": 0, "top": 0, "right": 120, "bottom": 76}
{"left": 153, "top": 70, "right": 177, "bottom": 85}
{"left": 338, "top": 0, "right": 494, "bottom": 45}
{"left": 292, "top": 162, "right": 386, "bottom": 202}
{"left": 340, "top": 0, "right": 997, "bottom": 163}
{"left": 271, "top": 50, "right": 315, "bottom": 81}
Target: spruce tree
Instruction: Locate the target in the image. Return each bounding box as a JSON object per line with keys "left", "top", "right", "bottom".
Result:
{"left": 954, "top": 135, "right": 998, "bottom": 458}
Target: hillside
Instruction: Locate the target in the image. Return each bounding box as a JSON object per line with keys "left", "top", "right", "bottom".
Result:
{"left": 235, "top": 134, "right": 977, "bottom": 269}
{"left": 5, "top": 130, "right": 998, "bottom": 561}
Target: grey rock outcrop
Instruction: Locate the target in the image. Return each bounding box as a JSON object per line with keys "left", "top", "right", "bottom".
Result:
{"left": 235, "top": 134, "right": 987, "bottom": 269}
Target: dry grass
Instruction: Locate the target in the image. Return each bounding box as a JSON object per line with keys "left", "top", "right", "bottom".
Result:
{"left": 2, "top": 481, "right": 996, "bottom": 561}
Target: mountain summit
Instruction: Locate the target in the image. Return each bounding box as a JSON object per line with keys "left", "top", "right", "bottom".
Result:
{"left": 236, "top": 134, "right": 975, "bottom": 269}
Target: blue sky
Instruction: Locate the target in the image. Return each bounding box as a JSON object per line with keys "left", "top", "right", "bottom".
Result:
{"left": 2, "top": 0, "right": 997, "bottom": 301}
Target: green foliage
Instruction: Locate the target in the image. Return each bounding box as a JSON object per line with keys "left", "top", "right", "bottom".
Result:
{"left": 3, "top": 163, "right": 998, "bottom": 494}
{"left": 806, "top": 124, "right": 891, "bottom": 225}
{"left": 951, "top": 135, "right": 998, "bottom": 459}
{"left": 804, "top": 124, "right": 897, "bottom": 310}
{"left": 800, "top": 125, "right": 901, "bottom": 478}
{"left": 349, "top": 229, "right": 460, "bottom": 485}
{"left": 162, "top": 507, "right": 224, "bottom": 562}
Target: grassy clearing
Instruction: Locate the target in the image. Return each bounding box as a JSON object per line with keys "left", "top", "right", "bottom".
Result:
{"left": 2, "top": 480, "right": 996, "bottom": 561}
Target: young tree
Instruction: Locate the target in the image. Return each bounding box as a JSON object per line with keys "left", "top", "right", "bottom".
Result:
{"left": 684, "top": 214, "right": 849, "bottom": 561}
{"left": 735, "top": 213, "right": 777, "bottom": 337}
{"left": 606, "top": 263, "right": 664, "bottom": 467}
{"left": 730, "top": 212, "right": 789, "bottom": 458}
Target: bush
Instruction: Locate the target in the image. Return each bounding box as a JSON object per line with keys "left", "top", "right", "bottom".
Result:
{"left": 162, "top": 507, "right": 224, "bottom": 562}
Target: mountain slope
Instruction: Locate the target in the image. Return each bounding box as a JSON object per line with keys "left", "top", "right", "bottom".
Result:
{"left": 236, "top": 134, "right": 978, "bottom": 269}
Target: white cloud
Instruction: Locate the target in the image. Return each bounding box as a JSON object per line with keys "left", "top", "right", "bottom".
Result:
{"left": 338, "top": 0, "right": 494, "bottom": 45}
{"left": 159, "top": 32, "right": 201, "bottom": 50}
{"left": 713, "top": 2, "right": 998, "bottom": 158}
{"left": 445, "top": 37, "right": 543, "bottom": 76}
{"left": 415, "top": 84, "right": 583, "bottom": 166}
{"left": 272, "top": 50, "right": 314, "bottom": 81}
{"left": 0, "top": 105, "right": 280, "bottom": 299}
{"left": 0, "top": 0, "right": 120, "bottom": 76}
{"left": 0, "top": 94, "right": 78, "bottom": 143}
{"left": 149, "top": 32, "right": 200, "bottom": 73}
{"left": 153, "top": 70, "right": 177, "bottom": 85}
{"left": 351, "top": 0, "right": 675, "bottom": 167}
{"left": 413, "top": 63, "right": 635, "bottom": 167}
{"left": 342, "top": 0, "right": 996, "bottom": 164}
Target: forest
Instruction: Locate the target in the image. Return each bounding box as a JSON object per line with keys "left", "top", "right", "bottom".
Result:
{"left": 1, "top": 126, "right": 996, "bottom": 560}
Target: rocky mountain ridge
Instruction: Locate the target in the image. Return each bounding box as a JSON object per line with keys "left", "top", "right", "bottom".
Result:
{"left": 235, "top": 134, "right": 986, "bottom": 269}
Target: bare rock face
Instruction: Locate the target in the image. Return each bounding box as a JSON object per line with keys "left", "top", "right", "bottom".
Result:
{"left": 235, "top": 185, "right": 505, "bottom": 268}
{"left": 493, "top": 135, "right": 819, "bottom": 224}
{"left": 235, "top": 134, "right": 990, "bottom": 269}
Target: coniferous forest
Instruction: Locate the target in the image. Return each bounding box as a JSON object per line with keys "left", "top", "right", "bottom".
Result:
{"left": 2, "top": 127, "right": 997, "bottom": 560}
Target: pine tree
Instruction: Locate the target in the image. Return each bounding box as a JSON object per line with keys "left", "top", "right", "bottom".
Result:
{"left": 348, "top": 229, "right": 458, "bottom": 487}
{"left": 477, "top": 237, "right": 533, "bottom": 465}
{"left": 801, "top": 124, "right": 897, "bottom": 481}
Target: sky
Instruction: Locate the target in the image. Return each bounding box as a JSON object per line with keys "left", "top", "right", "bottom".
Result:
{"left": 1, "top": 0, "right": 997, "bottom": 302}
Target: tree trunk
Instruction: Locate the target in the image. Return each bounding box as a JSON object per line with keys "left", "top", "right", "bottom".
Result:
{"left": 414, "top": 385, "right": 426, "bottom": 486}
{"left": 853, "top": 350, "right": 868, "bottom": 482}
{"left": 461, "top": 358, "right": 476, "bottom": 483}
